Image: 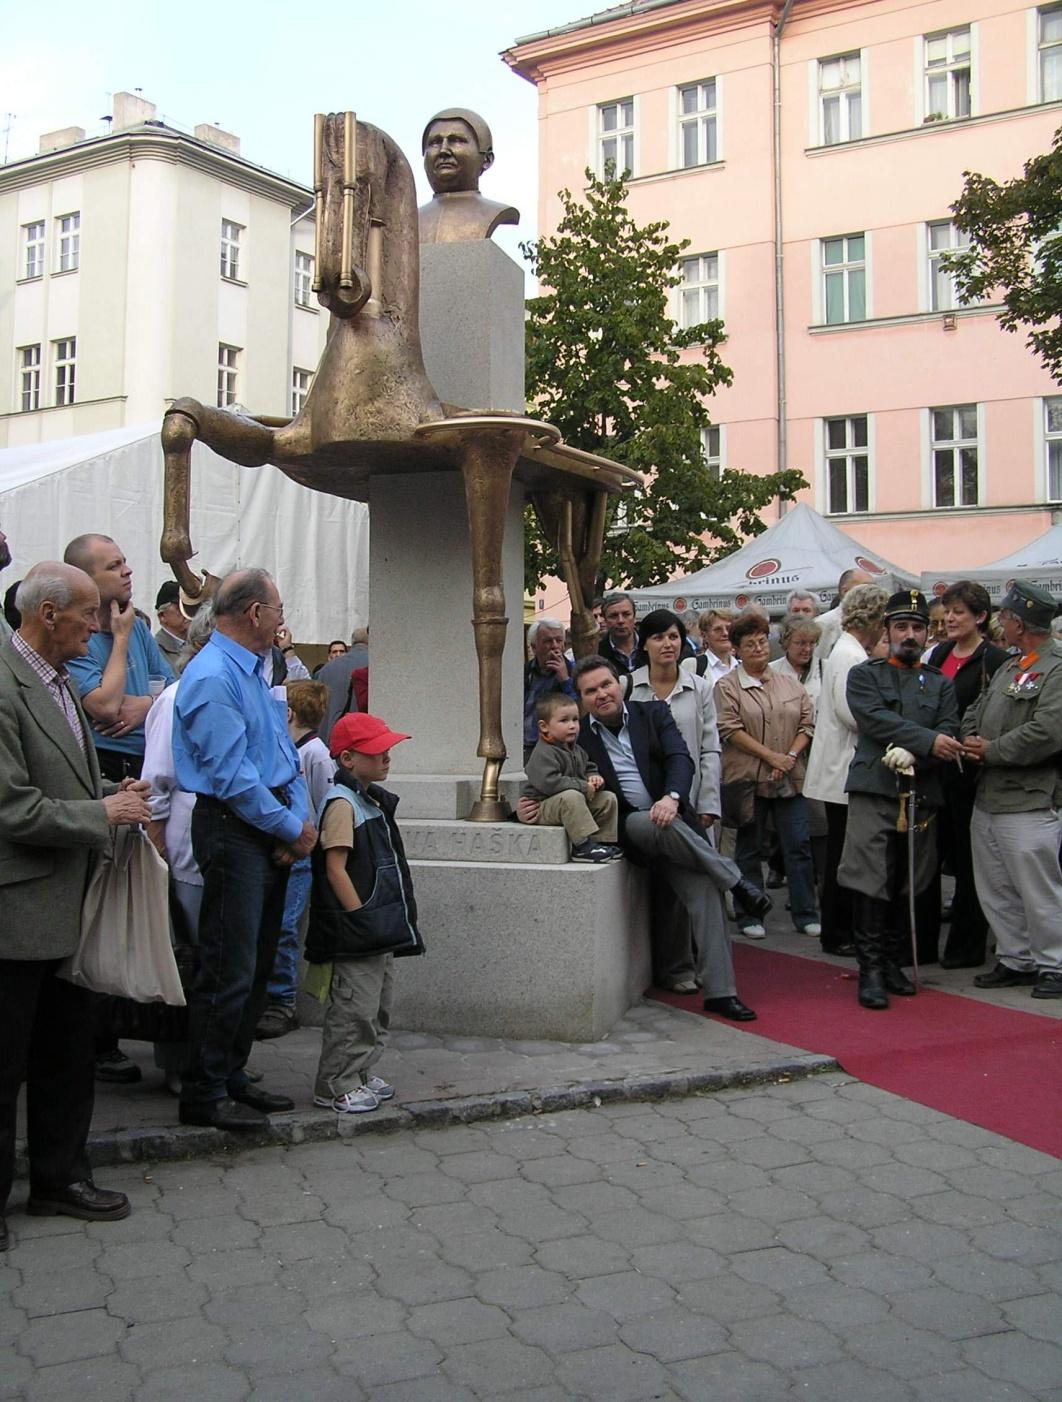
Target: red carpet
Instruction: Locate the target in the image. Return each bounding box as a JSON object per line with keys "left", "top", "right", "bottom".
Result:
{"left": 652, "top": 944, "right": 1062, "bottom": 1159}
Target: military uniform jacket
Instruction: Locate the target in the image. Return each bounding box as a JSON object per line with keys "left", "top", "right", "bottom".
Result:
{"left": 961, "top": 639, "right": 1062, "bottom": 813}
{"left": 844, "top": 657, "right": 959, "bottom": 808}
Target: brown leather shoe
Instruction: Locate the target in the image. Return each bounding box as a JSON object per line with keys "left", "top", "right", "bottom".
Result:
{"left": 27, "top": 1181, "right": 131, "bottom": 1221}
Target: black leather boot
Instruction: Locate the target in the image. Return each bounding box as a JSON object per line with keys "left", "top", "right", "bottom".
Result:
{"left": 883, "top": 921, "right": 916, "bottom": 996}
{"left": 853, "top": 895, "right": 888, "bottom": 1011}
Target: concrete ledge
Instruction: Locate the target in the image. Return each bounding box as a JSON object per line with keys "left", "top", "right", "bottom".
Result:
{"left": 59, "top": 1052, "right": 839, "bottom": 1176}
{"left": 386, "top": 774, "right": 526, "bottom": 820}
{"left": 403, "top": 818, "right": 569, "bottom": 864}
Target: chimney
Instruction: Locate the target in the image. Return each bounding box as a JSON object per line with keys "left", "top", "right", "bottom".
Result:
{"left": 112, "top": 91, "right": 157, "bottom": 131}
{"left": 194, "top": 122, "right": 240, "bottom": 155}
{"left": 38, "top": 126, "right": 87, "bottom": 154}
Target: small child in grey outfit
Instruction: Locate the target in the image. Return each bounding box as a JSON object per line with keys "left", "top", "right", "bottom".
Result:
{"left": 522, "top": 693, "right": 623, "bottom": 864}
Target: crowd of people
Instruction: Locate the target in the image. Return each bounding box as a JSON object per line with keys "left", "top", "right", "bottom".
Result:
{"left": 1, "top": 515, "right": 1060, "bottom": 1252}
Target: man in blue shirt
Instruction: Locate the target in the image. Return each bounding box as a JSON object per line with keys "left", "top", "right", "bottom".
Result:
{"left": 174, "top": 568, "right": 316, "bottom": 1130}
{"left": 64, "top": 534, "right": 174, "bottom": 1086}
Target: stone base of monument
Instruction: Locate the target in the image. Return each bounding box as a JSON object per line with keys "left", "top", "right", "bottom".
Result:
{"left": 384, "top": 774, "right": 526, "bottom": 821}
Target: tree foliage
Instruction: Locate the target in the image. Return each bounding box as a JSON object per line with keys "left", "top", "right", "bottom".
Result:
{"left": 944, "top": 125, "right": 1062, "bottom": 382}
{"left": 522, "top": 169, "right": 805, "bottom": 590}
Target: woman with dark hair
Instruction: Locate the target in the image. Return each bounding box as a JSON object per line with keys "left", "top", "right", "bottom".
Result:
{"left": 927, "top": 580, "right": 1009, "bottom": 968}
{"left": 715, "top": 613, "right": 819, "bottom": 938}
{"left": 628, "top": 608, "right": 723, "bottom": 992}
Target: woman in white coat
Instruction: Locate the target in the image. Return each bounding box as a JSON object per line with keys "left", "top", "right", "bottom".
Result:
{"left": 629, "top": 608, "right": 723, "bottom": 993}
{"left": 802, "top": 584, "right": 888, "bottom": 956}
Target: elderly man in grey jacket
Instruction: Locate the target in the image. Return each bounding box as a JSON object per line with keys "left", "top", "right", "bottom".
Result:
{"left": 0, "top": 562, "right": 151, "bottom": 1252}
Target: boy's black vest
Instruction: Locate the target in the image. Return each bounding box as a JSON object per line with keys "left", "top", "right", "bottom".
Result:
{"left": 306, "top": 770, "right": 424, "bottom": 963}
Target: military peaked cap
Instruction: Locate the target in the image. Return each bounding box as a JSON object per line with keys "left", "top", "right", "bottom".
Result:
{"left": 998, "top": 581, "right": 1059, "bottom": 631}
{"left": 884, "top": 588, "right": 930, "bottom": 624}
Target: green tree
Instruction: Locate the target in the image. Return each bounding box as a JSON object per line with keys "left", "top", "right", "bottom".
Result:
{"left": 522, "top": 169, "right": 805, "bottom": 590}
{"left": 944, "top": 125, "right": 1062, "bottom": 382}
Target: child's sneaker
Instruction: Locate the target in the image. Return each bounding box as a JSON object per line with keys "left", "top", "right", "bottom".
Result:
{"left": 333, "top": 1086, "right": 380, "bottom": 1114}
{"left": 365, "top": 1076, "right": 395, "bottom": 1101}
{"left": 601, "top": 844, "right": 626, "bottom": 862}
{"left": 570, "top": 838, "right": 615, "bottom": 864}
{"left": 313, "top": 1095, "right": 335, "bottom": 1109}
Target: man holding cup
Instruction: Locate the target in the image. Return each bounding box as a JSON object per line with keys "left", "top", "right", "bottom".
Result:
{"left": 523, "top": 617, "right": 575, "bottom": 763}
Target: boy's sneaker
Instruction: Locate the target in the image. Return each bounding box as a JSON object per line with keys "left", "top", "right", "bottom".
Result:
{"left": 313, "top": 1095, "right": 336, "bottom": 1109}
{"left": 333, "top": 1086, "right": 380, "bottom": 1114}
{"left": 570, "top": 838, "right": 615, "bottom": 864}
{"left": 365, "top": 1076, "right": 395, "bottom": 1101}
{"left": 601, "top": 844, "right": 626, "bottom": 862}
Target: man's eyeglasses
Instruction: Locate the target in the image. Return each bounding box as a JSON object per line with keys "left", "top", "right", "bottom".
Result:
{"left": 250, "top": 600, "right": 284, "bottom": 616}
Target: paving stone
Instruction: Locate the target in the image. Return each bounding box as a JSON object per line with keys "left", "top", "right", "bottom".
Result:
{"left": 1003, "top": 1195, "right": 1062, "bottom": 1229}
{"left": 786, "top": 1279, "right": 890, "bottom": 1327}
{"left": 369, "top": 1379, "right": 474, "bottom": 1402}
{"left": 675, "top": 1274, "right": 782, "bottom": 1323}
{"left": 13, "top": 1265, "right": 114, "bottom": 1317}
{"left": 821, "top": 1185, "right": 910, "bottom": 1228}
{"left": 844, "top": 1319, "right": 964, "bottom": 1379}
{"left": 910, "top": 1190, "right": 1008, "bottom": 1228}
{"left": 685, "top": 1211, "right": 775, "bottom": 1254}
{"left": 107, "top": 1274, "right": 209, "bottom": 1325}
{"left": 575, "top": 1270, "right": 677, "bottom": 1320}
{"left": 134, "top": 1361, "right": 251, "bottom": 1401}
{"left": 970, "top": 1221, "right": 1061, "bottom": 1265}
{"left": 669, "top": 1348, "right": 791, "bottom": 1401}
{"left": 827, "top": 1251, "right": 934, "bottom": 1294}
{"left": 321, "top": 1194, "right": 410, "bottom": 1232}
{"left": 774, "top": 1215, "right": 871, "bottom": 1259}
{"left": 618, "top": 1306, "right": 728, "bottom": 1361}
{"left": 186, "top": 1247, "right": 280, "bottom": 1289}
{"left": 728, "top": 1094, "right": 799, "bottom": 1123}
{"left": 83, "top": 1209, "right": 177, "bottom": 1244}
{"left": 549, "top": 1181, "right": 640, "bottom": 1218}
{"left": 605, "top": 1159, "right": 684, "bottom": 1191}
{"left": 727, "top": 1183, "right": 818, "bottom": 1224}
{"left": 809, "top": 1137, "right": 894, "bottom": 1169}
{"left": 374, "top": 1259, "right": 475, "bottom": 1306}
{"left": 442, "top": 1336, "right": 556, "bottom": 1394}
{"left": 909, "top": 1369, "right": 1038, "bottom": 1402}
{"left": 7, "top": 1233, "right": 101, "bottom": 1270}
{"left": 931, "top": 1251, "right": 1046, "bottom": 1303}
{"left": 280, "top": 1257, "right": 375, "bottom": 1300}
{"left": 685, "top": 1158, "right": 770, "bottom": 1193}
{"left": 303, "top": 1292, "right": 407, "bottom": 1339}
{"left": 533, "top": 1235, "right": 630, "bottom": 1280}
{"left": 870, "top": 1220, "right": 970, "bottom": 1263}
{"left": 21, "top": 1355, "right": 141, "bottom": 1401}
{"left": 961, "top": 1332, "right": 1062, "bottom": 1392}
{"left": 407, "top": 1296, "right": 511, "bottom": 1345}
{"left": 344, "top": 1223, "right": 437, "bottom": 1266}
{"left": 236, "top": 1190, "right": 325, "bottom": 1227}
{"left": 170, "top": 1214, "right": 262, "bottom": 1251}
{"left": 889, "top": 1284, "right": 1008, "bottom": 1339}
{"left": 552, "top": 1342, "right": 670, "bottom": 1400}
{"left": 770, "top": 1162, "right": 858, "bottom": 1195}
{"left": 504, "top": 1203, "right": 594, "bottom": 1245}
{"left": 729, "top": 1312, "right": 846, "bottom": 1368}
{"left": 17, "top": 1307, "right": 127, "bottom": 1366}
{"left": 223, "top": 1324, "right": 335, "bottom": 1373}
{"left": 118, "top": 1314, "right": 227, "bottom": 1368}
{"left": 434, "top": 1228, "right": 535, "bottom": 1271}
{"left": 729, "top": 1246, "right": 830, "bottom": 1291}
{"left": 893, "top": 1139, "right": 982, "bottom": 1172}
{"left": 477, "top": 1263, "right": 573, "bottom": 1309}
{"left": 630, "top": 1240, "right": 725, "bottom": 1284}
{"left": 155, "top": 1186, "right": 239, "bottom": 1219}
{"left": 770, "top": 1115, "right": 848, "bottom": 1146}
{"left": 0, "top": 1301, "right": 29, "bottom": 1349}
{"left": 517, "top": 1154, "right": 602, "bottom": 1187}
{"left": 565, "top": 1132, "right": 650, "bottom": 1165}
{"left": 246, "top": 1369, "right": 365, "bottom": 1402}
{"left": 204, "top": 1281, "right": 307, "bottom": 1328}
{"left": 790, "top": 1358, "right": 916, "bottom": 1401}
{"left": 590, "top": 1206, "right": 683, "bottom": 1247}
{"left": 1002, "top": 1291, "right": 1062, "bottom": 1344}
{"left": 94, "top": 1239, "right": 191, "bottom": 1280}
{"left": 510, "top": 1300, "right": 619, "bottom": 1353}
{"left": 491, "top": 1126, "right": 572, "bottom": 1160}
{"left": 858, "top": 1162, "right": 952, "bottom": 1197}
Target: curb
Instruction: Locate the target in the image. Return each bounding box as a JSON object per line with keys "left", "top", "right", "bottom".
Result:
{"left": 21, "top": 1052, "right": 840, "bottom": 1177}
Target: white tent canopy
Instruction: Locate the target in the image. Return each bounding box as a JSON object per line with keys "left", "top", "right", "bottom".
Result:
{"left": 630, "top": 503, "right": 918, "bottom": 617}
{"left": 0, "top": 423, "right": 368, "bottom": 641}
{"left": 921, "top": 521, "right": 1062, "bottom": 603}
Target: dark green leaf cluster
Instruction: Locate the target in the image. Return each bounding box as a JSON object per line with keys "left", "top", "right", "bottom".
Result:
{"left": 944, "top": 126, "right": 1062, "bottom": 383}
{"left": 523, "top": 169, "right": 804, "bottom": 589}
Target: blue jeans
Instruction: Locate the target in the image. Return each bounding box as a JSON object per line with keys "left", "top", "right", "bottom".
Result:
{"left": 182, "top": 801, "right": 290, "bottom": 1106}
{"left": 267, "top": 857, "right": 311, "bottom": 1005}
{"left": 736, "top": 795, "right": 819, "bottom": 931}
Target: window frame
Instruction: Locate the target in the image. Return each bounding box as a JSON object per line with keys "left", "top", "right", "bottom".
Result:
{"left": 18, "top": 344, "right": 41, "bottom": 413}
{"left": 293, "top": 250, "right": 315, "bottom": 308}
{"left": 925, "top": 220, "right": 971, "bottom": 312}
{"left": 55, "top": 211, "right": 80, "bottom": 274}
{"left": 596, "top": 98, "right": 635, "bottom": 178}
{"left": 217, "top": 343, "right": 240, "bottom": 408}
{"left": 291, "top": 366, "right": 312, "bottom": 416}
{"left": 22, "top": 221, "right": 45, "bottom": 280}
{"left": 1044, "top": 395, "right": 1062, "bottom": 502}
{"left": 822, "top": 414, "right": 871, "bottom": 515}
{"left": 220, "top": 219, "right": 243, "bottom": 282}
{"left": 700, "top": 424, "right": 723, "bottom": 482}
{"left": 676, "top": 251, "right": 721, "bottom": 332}
{"left": 820, "top": 233, "right": 867, "bottom": 325}
{"left": 928, "top": 403, "right": 981, "bottom": 509}
{"left": 922, "top": 26, "right": 973, "bottom": 121}
{"left": 53, "top": 337, "right": 76, "bottom": 407}
{"left": 677, "top": 79, "right": 718, "bottom": 168}
{"left": 1038, "top": 4, "right": 1062, "bottom": 102}
{"left": 817, "top": 51, "right": 863, "bottom": 145}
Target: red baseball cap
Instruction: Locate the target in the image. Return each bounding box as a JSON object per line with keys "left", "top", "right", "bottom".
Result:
{"left": 329, "top": 713, "right": 411, "bottom": 758}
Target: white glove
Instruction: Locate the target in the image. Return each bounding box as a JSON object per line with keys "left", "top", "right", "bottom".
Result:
{"left": 881, "top": 744, "right": 916, "bottom": 777}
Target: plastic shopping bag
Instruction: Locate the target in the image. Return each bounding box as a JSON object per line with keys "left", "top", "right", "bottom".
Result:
{"left": 59, "top": 826, "right": 186, "bottom": 1006}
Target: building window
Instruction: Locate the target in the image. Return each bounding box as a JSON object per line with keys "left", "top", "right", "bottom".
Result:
{"left": 19, "top": 345, "right": 41, "bottom": 412}
{"left": 818, "top": 53, "right": 862, "bottom": 144}
{"left": 217, "top": 343, "right": 239, "bottom": 407}
{"left": 927, "top": 220, "right": 971, "bottom": 311}
{"left": 220, "top": 220, "right": 242, "bottom": 280}
{"left": 1045, "top": 397, "right": 1062, "bottom": 500}
{"left": 925, "top": 28, "right": 971, "bottom": 120}
{"left": 1040, "top": 6, "right": 1062, "bottom": 101}
{"left": 700, "top": 425, "right": 722, "bottom": 481}
{"left": 824, "top": 416, "right": 869, "bottom": 514}
{"left": 597, "top": 99, "right": 634, "bottom": 177}
{"left": 931, "top": 405, "right": 979, "bottom": 507}
{"left": 821, "top": 234, "right": 866, "bottom": 323}
{"left": 677, "top": 253, "right": 719, "bottom": 329}
{"left": 291, "top": 367, "right": 312, "bottom": 416}
{"left": 293, "top": 251, "right": 314, "bottom": 308}
{"left": 23, "top": 221, "right": 45, "bottom": 279}
{"left": 678, "top": 80, "right": 717, "bottom": 167}
{"left": 53, "top": 338, "right": 76, "bottom": 407}
{"left": 56, "top": 212, "right": 80, "bottom": 273}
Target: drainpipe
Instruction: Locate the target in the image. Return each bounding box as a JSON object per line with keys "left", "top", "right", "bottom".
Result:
{"left": 773, "top": 0, "right": 794, "bottom": 516}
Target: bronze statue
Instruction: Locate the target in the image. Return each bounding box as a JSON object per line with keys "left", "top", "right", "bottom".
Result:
{"left": 161, "top": 112, "right": 636, "bottom": 819}
{"left": 418, "top": 108, "right": 519, "bottom": 245}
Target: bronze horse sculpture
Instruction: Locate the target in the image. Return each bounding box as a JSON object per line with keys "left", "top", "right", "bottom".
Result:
{"left": 161, "top": 112, "right": 638, "bottom": 819}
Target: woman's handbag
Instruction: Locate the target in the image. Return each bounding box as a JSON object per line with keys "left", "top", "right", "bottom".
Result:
{"left": 59, "top": 827, "right": 186, "bottom": 1006}
{"left": 719, "top": 778, "right": 756, "bottom": 829}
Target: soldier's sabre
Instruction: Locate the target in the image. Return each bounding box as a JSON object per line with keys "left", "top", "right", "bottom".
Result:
{"left": 905, "top": 780, "right": 919, "bottom": 992}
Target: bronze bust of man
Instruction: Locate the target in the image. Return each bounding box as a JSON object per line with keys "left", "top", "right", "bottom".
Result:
{"left": 419, "top": 108, "right": 519, "bottom": 245}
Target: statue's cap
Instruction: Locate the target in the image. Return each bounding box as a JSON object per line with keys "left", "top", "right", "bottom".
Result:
{"left": 422, "top": 108, "right": 493, "bottom": 157}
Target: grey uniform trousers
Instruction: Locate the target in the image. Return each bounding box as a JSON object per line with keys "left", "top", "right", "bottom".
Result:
{"left": 624, "top": 812, "right": 739, "bottom": 998}
{"left": 971, "top": 805, "right": 1062, "bottom": 973}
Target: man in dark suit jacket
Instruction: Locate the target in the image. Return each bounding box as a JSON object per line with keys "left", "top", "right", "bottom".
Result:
{"left": 573, "top": 656, "right": 769, "bottom": 1021}
{"left": 0, "top": 562, "right": 151, "bottom": 1252}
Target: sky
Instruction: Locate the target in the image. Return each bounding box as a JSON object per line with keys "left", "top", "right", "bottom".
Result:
{"left": 0, "top": 0, "right": 589, "bottom": 265}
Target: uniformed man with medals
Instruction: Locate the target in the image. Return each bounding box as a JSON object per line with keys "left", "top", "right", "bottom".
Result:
{"left": 836, "top": 590, "right": 962, "bottom": 1009}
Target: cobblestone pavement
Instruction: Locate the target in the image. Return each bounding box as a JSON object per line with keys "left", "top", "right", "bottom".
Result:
{"left": 4, "top": 1072, "right": 1061, "bottom": 1401}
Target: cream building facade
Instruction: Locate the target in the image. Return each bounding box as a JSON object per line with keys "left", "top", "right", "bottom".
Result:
{"left": 0, "top": 92, "right": 326, "bottom": 448}
{"left": 506, "top": 0, "right": 1062, "bottom": 576}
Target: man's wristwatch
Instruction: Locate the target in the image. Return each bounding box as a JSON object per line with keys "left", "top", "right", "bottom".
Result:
{"left": 666, "top": 791, "right": 681, "bottom": 803}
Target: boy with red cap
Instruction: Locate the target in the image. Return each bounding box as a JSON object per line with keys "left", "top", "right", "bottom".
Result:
{"left": 308, "top": 713, "right": 424, "bottom": 1113}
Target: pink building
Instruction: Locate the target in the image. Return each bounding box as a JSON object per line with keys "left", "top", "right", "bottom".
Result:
{"left": 505, "top": 0, "right": 1062, "bottom": 585}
